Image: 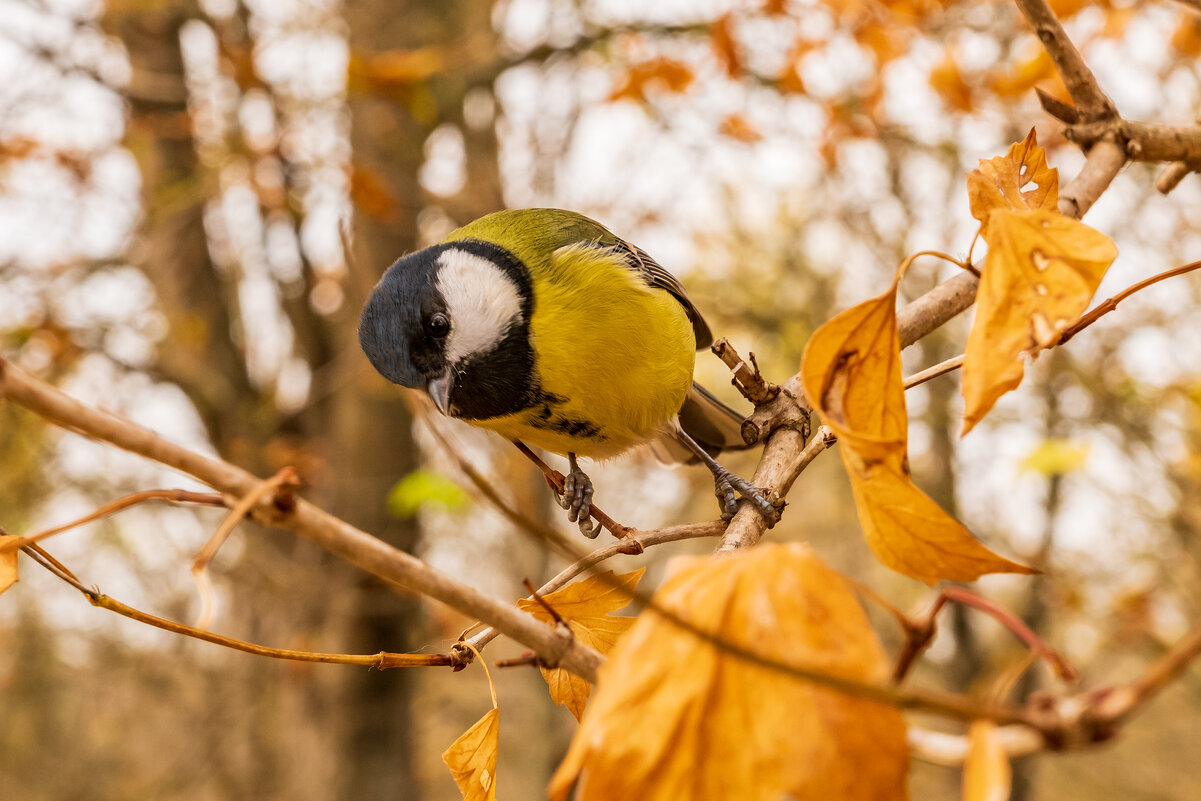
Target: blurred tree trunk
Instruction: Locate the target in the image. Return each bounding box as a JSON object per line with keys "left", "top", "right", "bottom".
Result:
{"left": 339, "top": 1, "right": 501, "bottom": 797}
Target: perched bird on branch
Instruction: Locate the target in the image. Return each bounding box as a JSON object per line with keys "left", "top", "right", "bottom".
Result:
{"left": 358, "top": 208, "right": 775, "bottom": 536}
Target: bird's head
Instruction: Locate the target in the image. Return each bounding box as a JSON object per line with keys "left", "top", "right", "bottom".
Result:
{"left": 358, "top": 239, "right": 535, "bottom": 420}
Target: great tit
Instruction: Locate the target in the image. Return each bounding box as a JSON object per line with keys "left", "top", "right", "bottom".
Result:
{"left": 358, "top": 208, "right": 776, "bottom": 536}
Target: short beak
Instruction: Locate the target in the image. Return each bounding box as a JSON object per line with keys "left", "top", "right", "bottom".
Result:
{"left": 428, "top": 372, "right": 453, "bottom": 416}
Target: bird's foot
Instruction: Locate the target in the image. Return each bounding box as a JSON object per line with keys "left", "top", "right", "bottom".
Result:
{"left": 713, "top": 469, "right": 780, "bottom": 527}
{"left": 555, "top": 454, "right": 599, "bottom": 538}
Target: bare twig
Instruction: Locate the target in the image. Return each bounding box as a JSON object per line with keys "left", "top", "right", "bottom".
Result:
{"left": 1013, "top": 0, "right": 1117, "bottom": 119}
{"left": 710, "top": 338, "right": 780, "bottom": 406}
{"left": 191, "top": 467, "right": 299, "bottom": 630}
{"left": 0, "top": 357, "right": 605, "bottom": 682}
{"left": 0, "top": 489, "right": 225, "bottom": 553}
{"left": 904, "top": 354, "right": 966, "bottom": 390}
{"left": 1058, "top": 260, "right": 1201, "bottom": 344}
{"left": 909, "top": 725, "right": 1045, "bottom": 765}
{"left": 467, "top": 520, "right": 724, "bottom": 651}
{"left": 522, "top": 577, "right": 566, "bottom": 625}
{"left": 22, "top": 544, "right": 453, "bottom": 668}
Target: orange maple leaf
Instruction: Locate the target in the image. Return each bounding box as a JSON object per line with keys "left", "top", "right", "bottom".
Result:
{"left": 800, "top": 277, "right": 1034, "bottom": 583}
{"left": 550, "top": 544, "right": 909, "bottom": 801}
{"left": 966, "top": 128, "right": 1059, "bottom": 238}
{"left": 518, "top": 568, "right": 643, "bottom": 720}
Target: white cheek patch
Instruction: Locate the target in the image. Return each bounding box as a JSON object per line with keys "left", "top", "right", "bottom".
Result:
{"left": 435, "top": 248, "right": 524, "bottom": 364}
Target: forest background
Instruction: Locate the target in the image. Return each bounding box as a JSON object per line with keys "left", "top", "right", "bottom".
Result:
{"left": 2, "top": 0, "right": 1201, "bottom": 799}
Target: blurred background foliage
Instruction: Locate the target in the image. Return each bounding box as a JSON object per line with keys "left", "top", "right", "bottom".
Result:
{"left": 1, "top": 0, "right": 1200, "bottom": 798}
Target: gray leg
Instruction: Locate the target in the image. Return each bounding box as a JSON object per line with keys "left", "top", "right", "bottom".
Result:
{"left": 556, "top": 453, "right": 599, "bottom": 538}
{"left": 672, "top": 424, "right": 779, "bottom": 526}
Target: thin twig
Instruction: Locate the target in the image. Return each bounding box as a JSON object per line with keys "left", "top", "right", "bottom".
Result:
{"left": 191, "top": 466, "right": 299, "bottom": 630}
{"left": 467, "top": 520, "right": 724, "bottom": 651}
{"left": 1012, "top": 0, "right": 1117, "bottom": 119}
{"left": 1059, "top": 260, "right": 1201, "bottom": 344}
{"left": 0, "top": 489, "right": 225, "bottom": 553}
{"left": 22, "top": 544, "right": 453, "bottom": 668}
{"left": 0, "top": 357, "right": 605, "bottom": 682}
{"left": 522, "top": 577, "right": 565, "bottom": 625}
{"left": 904, "top": 354, "right": 965, "bottom": 390}
{"left": 510, "top": 441, "right": 632, "bottom": 538}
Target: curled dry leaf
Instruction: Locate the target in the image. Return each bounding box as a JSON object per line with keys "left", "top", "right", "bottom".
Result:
{"left": 517, "top": 568, "right": 643, "bottom": 720}
{"left": 442, "top": 643, "right": 500, "bottom": 801}
{"left": 800, "top": 283, "right": 1034, "bottom": 584}
{"left": 550, "top": 544, "right": 908, "bottom": 801}
{"left": 1, "top": 536, "right": 17, "bottom": 595}
{"left": 442, "top": 708, "right": 499, "bottom": 801}
{"left": 963, "top": 721, "right": 1011, "bottom": 801}
{"left": 966, "top": 128, "right": 1058, "bottom": 239}
{"left": 961, "top": 210, "right": 1117, "bottom": 434}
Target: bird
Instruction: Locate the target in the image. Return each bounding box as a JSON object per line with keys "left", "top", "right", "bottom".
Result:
{"left": 358, "top": 208, "right": 777, "bottom": 537}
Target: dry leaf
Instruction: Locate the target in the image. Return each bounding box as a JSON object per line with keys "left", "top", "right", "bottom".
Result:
{"left": 443, "top": 642, "right": 500, "bottom": 801}
{"left": 966, "top": 128, "right": 1059, "bottom": 239}
{"left": 443, "top": 708, "right": 499, "bottom": 801}
{"left": 549, "top": 544, "right": 909, "bottom": 801}
{"left": 720, "top": 113, "right": 762, "bottom": 143}
{"left": 607, "top": 59, "right": 695, "bottom": 103}
{"left": 1021, "top": 439, "right": 1089, "bottom": 476}
{"left": 1171, "top": 15, "right": 1201, "bottom": 57}
{"left": 1, "top": 536, "right": 17, "bottom": 596}
{"left": 518, "top": 568, "right": 643, "bottom": 720}
{"left": 963, "top": 721, "right": 1011, "bottom": 801}
{"left": 710, "top": 14, "right": 742, "bottom": 77}
{"left": 961, "top": 209, "right": 1117, "bottom": 434}
{"left": 929, "top": 51, "right": 974, "bottom": 112}
{"left": 800, "top": 283, "right": 1034, "bottom": 583}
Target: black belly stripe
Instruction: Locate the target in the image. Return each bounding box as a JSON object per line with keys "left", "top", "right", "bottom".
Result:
{"left": 527, "top": 390, "right": 606, "bottom": 441}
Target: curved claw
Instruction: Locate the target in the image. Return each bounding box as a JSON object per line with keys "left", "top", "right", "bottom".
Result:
{"left": 560, "top": 455, "right": 600, "bottom": 537}
{"left": 714, "top": 477, "right": 738, "bottom": 521}
{"left": 712, "top": 470, "right": 780, "bottom": 528}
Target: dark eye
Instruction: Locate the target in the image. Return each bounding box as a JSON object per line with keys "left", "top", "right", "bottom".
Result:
{"left": 427, "top": 312, "right": 450, "bottom": 339}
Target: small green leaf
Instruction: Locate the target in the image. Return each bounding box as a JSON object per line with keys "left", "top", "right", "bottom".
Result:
{"left": 1021, "top": 439, "right": 1089, "bottom": 476}
{"left": 386, "top": 469, "right": 469, "bottom": 518}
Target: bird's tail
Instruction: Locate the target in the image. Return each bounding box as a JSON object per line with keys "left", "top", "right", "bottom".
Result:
{"left": 650, "top": 382, "right": 752, "bottom": 464}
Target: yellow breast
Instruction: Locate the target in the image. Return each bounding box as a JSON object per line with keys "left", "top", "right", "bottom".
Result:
{"left": 476, "top": 244, "right": 695, "bottom": 459}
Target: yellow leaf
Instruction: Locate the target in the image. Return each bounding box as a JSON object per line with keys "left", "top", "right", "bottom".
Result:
{"left": 966, "top": 129, "right": 1059, "bottom": 239}
{"left": 443, "top": 642, "right": 500, "bottom": 801}
{"left": 1021, "top": 438, "right": 1089, "bottom": 476}
{"left": 800, "top": 283, "right": 1034, "bottom": 583}
{"left": 607, "top": 59, "right": 695, "bottom": 103}
{"left": 845, "top": 458, "right": 1033, "bottom": 583}
{"left": 929, "top": 51, "right": 974, "bottom": 113}
{"left": 442, "top": 708, "right": 499, "bottom": 801}
{"left": 963, "top": 721, "right": 1011, "bottom": 801}
{"left": 710, "top": 14, "right": 742, "bottom": 77}
{"left": 961, "top": 209, "right": 1117, "bottom": 434}
{"left": 549, "top": 544, "right": 909, "bottom": 801}
{"left": 988, "top": 50, "right": 1059, "bottom": 99}
{"left": 1171, "top": 15, "right": 1201, "bottom": 57}
{"left": 1, "top": 535, "right": 17, "bottom": 595}
{"left": 720, "top": 113, "right": 762, "bottom": 143}
{"left": 518, "top": 568, "right": 643, "bottom": 720}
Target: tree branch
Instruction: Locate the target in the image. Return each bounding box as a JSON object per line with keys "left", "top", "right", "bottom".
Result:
{"left": 22, "top": 544, "right": 453, "bottom": 668}
{"left": 0, "top": 357, "right": 605, "bottom": 682}
{"left": 1012, "top": 0, "right": 1117, "bottom": 119}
